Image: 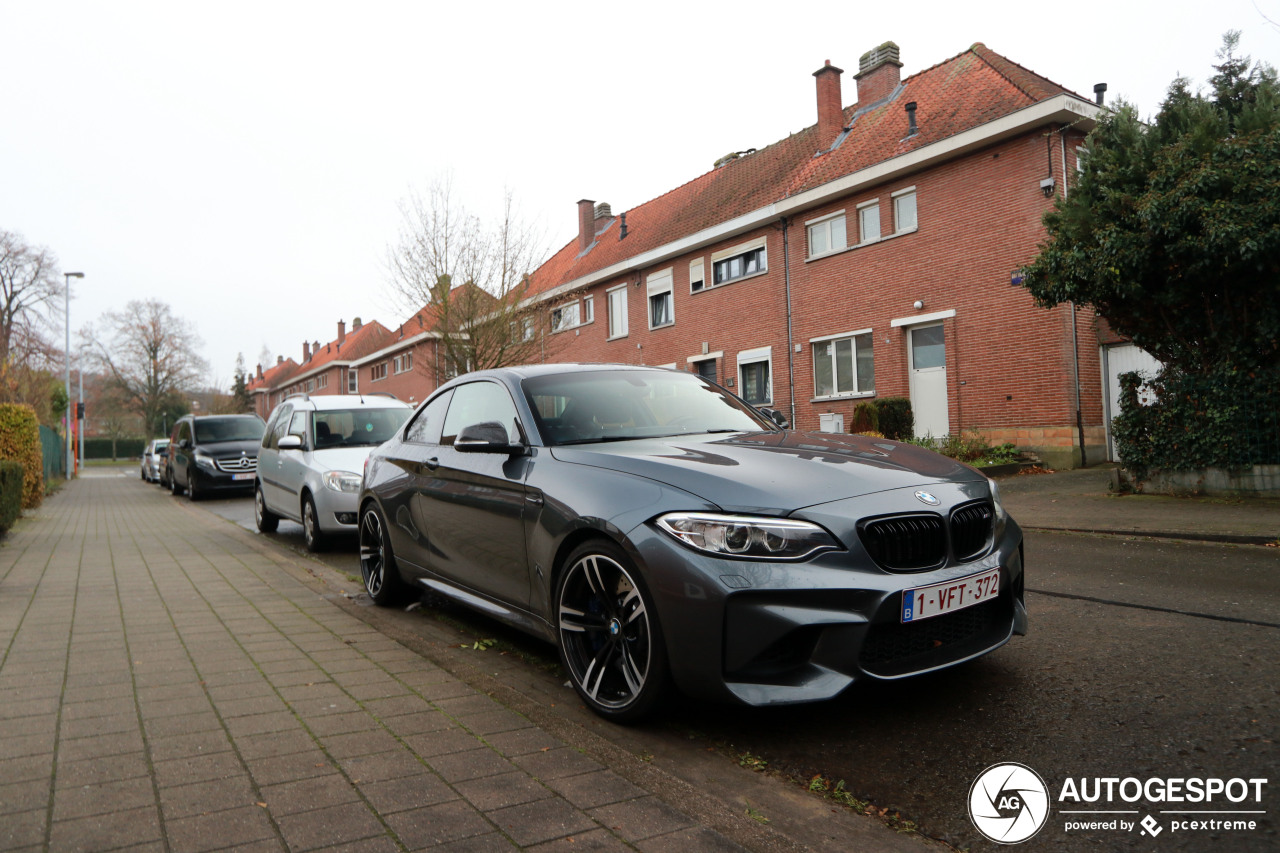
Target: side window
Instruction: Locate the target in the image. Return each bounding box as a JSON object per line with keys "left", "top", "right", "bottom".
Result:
{"left": 288, "top": 412, "right": 309, "bottom": 441}
{"left": 441, "top": 382, "right": 522, "bottom": 446}
{"left": 404, "top": 389, "right": 453, "bottom": 446}
{"left": 263, "top": 405, "right": 292, "bottom": 449}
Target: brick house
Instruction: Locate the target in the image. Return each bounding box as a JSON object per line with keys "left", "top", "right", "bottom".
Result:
{"left": 519, "top": 42, "right": 1107, "bottom": 468}
{"left": 247, "top": 318, "right": 393, "bottom": 418}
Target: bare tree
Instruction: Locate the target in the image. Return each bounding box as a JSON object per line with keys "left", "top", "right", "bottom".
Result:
{"left": 85, "top": 299, "right": 209, "bottom": 437}
{"left": 387, "top": 176, "right": 556, "bottom": 378}
{"left": 0, "top": 229, "right": 64, "bottom": 365}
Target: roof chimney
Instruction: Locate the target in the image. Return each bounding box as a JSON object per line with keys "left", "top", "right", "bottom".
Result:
{"left": 905, "top": 101, "right": 918, "bottom": 137}
{"left": 594, "top": 202, "right": 612, "bottom": 220}
{"left": 855, "top": 42, "right": 902, "bottom": 107}
{"left": 813, "top": 60, "right": 846, "bottom": 150}
{"left": 303, "top": 341, "right": 311, "bottom": 361}
{"left": 620, "top": 212, "right": 628, "bottom": 240}
{"left": 256, "top": 363, "right": 263, "bottom": 380}
{"left": 1093, "top": 82, "right": 1107, "bottom": 105}
{"left": 277, "top": 355, "right": 284, "bottom": 365}
{"left": 577, "top": 199, "right": 596, "bottom": 252}
{"left": 352, "top": 316, "right": 362, "bottom": 330}
{"left": 337, "top": 319, "right": 346, "bottom": 345}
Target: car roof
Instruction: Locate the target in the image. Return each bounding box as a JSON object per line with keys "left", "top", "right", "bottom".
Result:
{"left": 282, "top": 394, "right": 410, "bottom": 411}
{"left": 458, "top": 363, "right": 676, "bottom": 382}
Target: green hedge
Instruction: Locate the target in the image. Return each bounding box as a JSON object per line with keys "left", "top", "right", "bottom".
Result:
{"left": 1114, "top": 368, "right": 1280, "bottom": 481}
{"left": 0, "top": 460, "right": 22, "bottom": 533}
{"left": 84, "top": 437, "right": 147, "bottom": 460}
{"left": 874, "top": 397, "right": 914, "bottom": 441}
{"left": 0, "top": 404, "right": 44, "bottom": 509}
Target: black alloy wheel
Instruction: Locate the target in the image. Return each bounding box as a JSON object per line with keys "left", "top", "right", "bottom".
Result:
{"left": 187, "top": 468, "right": 201, "bottom": 501}
{"left": 556, "top": 540, "right": 668, "bottom": 723}
{"left": 302, "top": 495, "right": 325, "bottom": 552}
{"left": 254, "top": 486, "right": 279, "bottom": 533}
{"left": 358, "top": 505, "right": 408, "bottom": 605}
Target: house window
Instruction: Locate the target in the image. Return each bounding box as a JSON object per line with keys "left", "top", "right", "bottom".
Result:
{"left": 317, "top": 374, "right": 328, "bottom": 389}
{"left": 893, "top": 188, "right": 917, "bottom": 233}
{"left": 737, "top": 346, "right": 772, "bottom": 405}
{"left": 520, "top": 316, "right": 534, "bottom": 341}
{"left": 807, "top": 212, "right": 847, "bottom": 258}
{"left": 712, "top": 240, "right": 767, "bottom": 285}
{"left": 582, "top": 295, "right": 594, "bottom": 324}
{"left": 347, "top": 369, "right": 358, "bottom": 394}
{"left": 371, "top": 362, "right": 388, "bottom": 382}
{"left": 551, "top": 302, "right": 580, "bottom": 332}
{"left": 689, "top": 259, "right": 705, "bottom": 292}
{"left": 607, "top": 285, "right": 628, "bottom": 339}
{"left": 857, "top": 201, "right": 880, "bottom": 244}
{"left": 305, "top": 379, "right": 314, "bottom": 393}
{"left": 393, "top": 352, "right": 413, "bottom": 374}
{"left": 647, "top": 269, "right": 674, "bottom": 329}
{"left": 812, "top": 331, "right": 875, "bottom": 397}
{"left": 692, "top": 358, "right": 716, "bottom": 383}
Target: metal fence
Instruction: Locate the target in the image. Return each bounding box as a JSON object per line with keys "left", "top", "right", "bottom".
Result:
{"left": 39, "top": 425, "right": 65, "bottom": 481}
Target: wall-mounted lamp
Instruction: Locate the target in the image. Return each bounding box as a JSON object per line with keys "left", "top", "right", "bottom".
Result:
{"left": 1040, "top": 177, "right": 1056, "bottom": 198}
{"left": 913, "top": 300, "right": 924, "bottom": 310}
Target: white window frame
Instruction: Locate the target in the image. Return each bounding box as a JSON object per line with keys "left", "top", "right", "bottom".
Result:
{"left": 710, "top": 237, "right": 768, "bottom": 287}
{"left": 582, "top": 295, "right": 594, "bottom": 324}
{"left": 606, "top": 284, "right": 629, "bottom": 339}
{"left": 647, "top": 268, "right": 674, "bottom": 330}
{"left": 317, "top": 374, "right": 328, "bottom": 389}
{"left": 810, "top": 328, "right": 875, "bottom": 399}
{"left": 806, "top": 211, "right": 847, "bottom": 259}
{"left": 347, "top": 369, "right": 358, "bottom": 394}
{"left": 689, "top": 258, "right": 705, "bottom": 293}
{"left": 551, "top": 296, "right": 594, "bottom": 333}
{"left": 736, "top": 346, "right": 773, "bottom": 406}
{"left": 892, "top": 187, "right": 917, "bottom": 234}
{"left": 857, "top": 200, "right": 880, "bottom": 245}
{"left": 371, "top": 362, "right": 388, "bottom": 382}
{"left": 393, "top": 352, "right": 413, "bottom": 374}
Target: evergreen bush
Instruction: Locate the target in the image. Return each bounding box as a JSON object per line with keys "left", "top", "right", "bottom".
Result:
{"left": 0, "top": 460, "right": 22, "bottom": 533}
{"left": 0, "top": 404, "right": 44, "bottom": 509}
{"left": 874, "top": 398, "right": 914, "bottom": 441}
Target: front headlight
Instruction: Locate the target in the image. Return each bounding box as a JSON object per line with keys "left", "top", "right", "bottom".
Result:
{"left": 988, "top": 477, "right": 1008, "bottom": 540}
{"left": 324, "top": 470, "right": 362, "bottom": 493}
{"left": 194, "top": 451, "right": 216, "bottom": 470}
{"left": 656, "top": 512, "right": 840, "bottom": 561}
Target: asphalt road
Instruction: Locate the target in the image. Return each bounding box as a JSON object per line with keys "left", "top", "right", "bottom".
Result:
{"left": 184, "top": 482, "right": 1278, "bottom": 852}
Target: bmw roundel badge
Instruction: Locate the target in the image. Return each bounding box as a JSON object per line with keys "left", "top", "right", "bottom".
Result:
{"left": 914, "top": 490, "right": 941, "bottom": 506}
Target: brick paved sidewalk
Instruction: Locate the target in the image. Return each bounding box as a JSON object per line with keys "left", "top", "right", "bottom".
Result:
{"left": 0, "top": 475, "right": 760, "bottom": 853}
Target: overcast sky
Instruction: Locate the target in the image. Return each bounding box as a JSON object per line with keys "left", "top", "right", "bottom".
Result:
{"left": 4, "top": 1, "right": 1277, "bottom": 387}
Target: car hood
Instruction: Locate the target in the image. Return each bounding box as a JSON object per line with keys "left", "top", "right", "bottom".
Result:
{"left": 549, "top": 431, "right": 983, "bottom": 514}
{"left": 199, "top": 440, "right": 261, "bottom": 458}
{"left": 307, "top": 446, "right": 382, "bottom": 474}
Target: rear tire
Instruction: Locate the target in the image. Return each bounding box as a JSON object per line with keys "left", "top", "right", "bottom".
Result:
{"left": 358, "top": 504, "right": 410, "bottom": 606}
{"left": 555, "top": 539, "right": 668, "bottom": 723}
{"left": 169, "top": 468, "right": 184, "bottom": 496}
{"left": 254, "top": 486, "right": 279, "bottom": 533}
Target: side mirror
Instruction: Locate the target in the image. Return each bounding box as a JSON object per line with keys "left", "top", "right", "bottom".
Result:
{"left": 278, "top": 434, "right": 304, "bottom": 451}
{"left": 759, "top": 407, "right": 790, "bottom": 429}
{"left": 179, "top": 438, "right": 192, "bottom": 450}
{"left": 455, "top": 421, "right": 524, "bottom": 454}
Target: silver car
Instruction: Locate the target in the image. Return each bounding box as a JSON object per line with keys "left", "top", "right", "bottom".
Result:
{"left": 255, "top": 394, "right": 412, "bottom": 550}
{"left": 140, "top": 438, "right": 170, "bottom": 482}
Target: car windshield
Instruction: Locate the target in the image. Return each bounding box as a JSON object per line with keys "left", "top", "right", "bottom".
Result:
{"left": 312, "top": 408, "right": 410, "bottom": 449}
{"left": 523, "top": 369, "right": 774, "bottom": 446}
{"left": 194, "top": 417, "right": 265, "bottom": 443}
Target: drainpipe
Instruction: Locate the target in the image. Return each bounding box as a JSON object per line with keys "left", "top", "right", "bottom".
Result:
{"left": 1060, "top": 125, "right": 1086, "bottom": 467}
{"left": 780, "top": 217, "right": 797, "bottom": 427}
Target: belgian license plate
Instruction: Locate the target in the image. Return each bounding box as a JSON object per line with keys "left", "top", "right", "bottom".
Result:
{"left": 901, "top": 568, "right": 1000, "bottom": 623}
{"left": 232, "top": 473, "right": 254, "bottom": 481}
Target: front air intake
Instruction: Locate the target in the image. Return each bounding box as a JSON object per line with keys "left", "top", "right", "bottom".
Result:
{"left": 858, "top": 514, "right": 946, "bottom": 571}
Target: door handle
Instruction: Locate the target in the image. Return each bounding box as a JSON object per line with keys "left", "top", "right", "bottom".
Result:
{"left": 424, "top": 457, "right": 439, "bottom": 471}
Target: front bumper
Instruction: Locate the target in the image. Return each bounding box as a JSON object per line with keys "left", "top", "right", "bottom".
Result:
{"left": 626, "top": 483, "right": 1026, "bottom": 707}
{"left": 310, "top": 485, "right": 360, "bottom": 534}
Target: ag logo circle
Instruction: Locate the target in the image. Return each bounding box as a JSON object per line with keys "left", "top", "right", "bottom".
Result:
{"left": 968, "top": 762, "right": 1050, "bottom": 844}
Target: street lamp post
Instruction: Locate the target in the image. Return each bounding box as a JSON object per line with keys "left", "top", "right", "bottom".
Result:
{"left": 64, "top": 271, "right": 84, "bottom": 478}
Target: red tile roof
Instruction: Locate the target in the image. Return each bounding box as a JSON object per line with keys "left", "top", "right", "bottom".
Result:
{"left": 294, "top": 320, "right": 393, "bottom": 377}
{"left": 527, "top": 43, "right": 1082, "bottom": 300}
{"left": 249, "top": 358, "right": 300, "bottom": 393}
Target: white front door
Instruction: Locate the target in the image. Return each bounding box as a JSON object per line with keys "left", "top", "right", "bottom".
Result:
{"left": 909, "top": 324, "right": 949, "bottom": 439}
{"left": 1102, "top": 343, "right": 1162, "bottom": 461}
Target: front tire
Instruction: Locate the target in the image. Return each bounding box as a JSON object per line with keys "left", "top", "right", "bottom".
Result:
{"left": 302, "top": 494, "right": 325, "bottom": 552}
{"left": 556, "top": 540, "right": 668, "bottom": 723}
{"left": 358, "top": 504, "right": 409, "bottom": 605}
{"left": 186, "top": 468, "right": 201, "bottom": 501}
{"left": 169, "top": 467, "right": 184, "bottom": 496}
{"left": 255, "top": 486, "right": 279, "bottom": 533}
